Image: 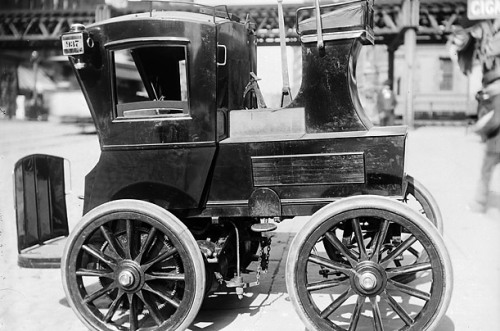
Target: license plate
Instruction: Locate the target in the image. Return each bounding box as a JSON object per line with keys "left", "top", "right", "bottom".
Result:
{"left": 62, "top": 33, "right": 84, "bottom": 56}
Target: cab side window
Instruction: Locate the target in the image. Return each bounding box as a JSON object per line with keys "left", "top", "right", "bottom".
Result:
{"left": 112, "top": 44, "right": 189, "bottom": 119}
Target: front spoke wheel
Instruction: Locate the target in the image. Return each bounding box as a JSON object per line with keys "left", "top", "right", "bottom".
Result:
{"left": 62, "top": 200, "right": 206, "bottom": 331}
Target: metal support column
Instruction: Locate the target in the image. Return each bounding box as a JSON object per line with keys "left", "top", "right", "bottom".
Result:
{"left": 401, "top": 0, "right": 419, "bottom": 129}
{"left": 404, "top": 27, "right": 416, "bottom": 128}
{"left": 388, "top": 47, "right": 395, "bottom": 90}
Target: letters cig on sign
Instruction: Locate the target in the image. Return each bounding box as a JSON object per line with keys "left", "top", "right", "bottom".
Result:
{"left": 468, "top": 0, "right": 500, "bottom": 19}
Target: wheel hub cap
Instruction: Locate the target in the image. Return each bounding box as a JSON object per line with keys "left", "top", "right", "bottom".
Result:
{"left": 359, "top": 272, "right": 377, "bottom": 290}
{"left": 351, "top": 261, "right": 387, "bottom": 296}
{"left": 116, "top": 261, "right": 144, "bottom": 292}
{"left": 118, "top": 270, "right": 135, "bottom": 287}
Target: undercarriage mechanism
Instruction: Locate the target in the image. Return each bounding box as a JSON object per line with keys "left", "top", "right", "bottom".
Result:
{"left": 183, "top": 217, "right": 275, "bottom": 297}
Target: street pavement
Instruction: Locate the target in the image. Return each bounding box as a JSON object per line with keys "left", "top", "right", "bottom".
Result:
{"left": 0, "top": 119, "right": 499, "bottom": 331}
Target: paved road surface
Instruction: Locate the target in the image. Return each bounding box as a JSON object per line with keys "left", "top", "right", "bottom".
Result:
{"left": 0, "top": 120, "right": 499, "bottom": 330}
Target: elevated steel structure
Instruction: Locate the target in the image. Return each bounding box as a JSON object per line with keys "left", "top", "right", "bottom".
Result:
{"left": 0, "top": 9, "right": 97, "bottom": 49}
{"left": 0, "top": 0, "right": 468, "bottom": 49}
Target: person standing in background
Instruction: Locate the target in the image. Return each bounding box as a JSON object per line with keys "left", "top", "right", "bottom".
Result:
{"left": 470, "top": 84, "right": 500, "bottom": 213}
{"left": 449, "top": 20, "right": 500, "bottom": 213}
{"left": 376, "top": 80, "right": 397, "bottom": 126}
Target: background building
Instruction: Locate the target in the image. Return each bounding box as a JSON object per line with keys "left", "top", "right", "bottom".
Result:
{"left": 357, "top": 44, "right": 482, "bottom": 123}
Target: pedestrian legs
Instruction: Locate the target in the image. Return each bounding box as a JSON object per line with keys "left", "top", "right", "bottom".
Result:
{"left": 474, "top": 152, "right": 500, "bottom": 210}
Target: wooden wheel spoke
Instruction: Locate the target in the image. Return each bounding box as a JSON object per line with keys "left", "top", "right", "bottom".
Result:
{"left": 365, "top": 235, "right": 376, "bottom": 251}
{"left": 83, "top": 282, "right": 116, "bottom": 304}
{"left": 352, "top": 218, "right": 368, "bottom": 260}
{"left": 387, "top": 279, "right": 431, "bottom": 301}
{"left": 142, "top": 247, "right": 178, "bottom": 272}
{"left": 380, "top": 235, "right": 418, "bottom": 268}
{"left": 408, "top": 246, "right": 420, "bottom": 258}
{"left": 100, "top": 225, "right": 125, "bottom": 259}
{"left": 143, "top": 283, "right": 181, "bottom": 309}
{"left": 348, "top": 296, "right": 365, "bottom": 331}
{"left": 370, "top": 297, "right": 384, "bottom": 331}
{"left": 387, "top": 262, "right": 432, "bottom": 278}
{"left": 307, "top": 278, "right": 349, "bottom": 292}
{"left": 382, "top": 292, "right": 414, "bottom": 326}
{"left": 370, "top": 220, "right": 390, "bottom": 262}
{"left": 135, "top": 226, "right": 158, "bottom": 263}
{"left": 103, "top": 289, "right": 125, "bottom": 323}
{"left": 308, "top": 254, "right": 353, "bottom": 275}
{"left": 76, "top": 268, "right": 114, "bottom": 278}
{"left": 320, "top": 288, "right": 353, "bottom": 319}
{"left": 137, "top": 291, "right": 163, "bottom": 325}
{"left": 324, "top": 231, "right": 358, "bottom": 267}
{"left": 82, "top": 244, "right": 116, "bottom": 268}
{"left": 128, "top": 293, "right": 138, "bottom": 331}
{"left": 125, "top": 219, "right": 134, "bottom": 260}
{"left": 145, "top": 272, "right": 185, "bottom": 282}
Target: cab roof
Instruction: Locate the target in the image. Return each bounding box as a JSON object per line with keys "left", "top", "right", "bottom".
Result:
{"left": 92, "top": 1, "right": 240, "bottom": 29}
{"left": 101, "top": 10, "right": 234, "bottom": 26}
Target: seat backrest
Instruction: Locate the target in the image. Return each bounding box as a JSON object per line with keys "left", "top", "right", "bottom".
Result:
{"left": 296, "top": 0, "right": 374, "bottom": 45}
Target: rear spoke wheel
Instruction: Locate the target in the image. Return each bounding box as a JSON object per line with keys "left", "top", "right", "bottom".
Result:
{"left": 286, "top": 196, "right": 452, "bottom": 331}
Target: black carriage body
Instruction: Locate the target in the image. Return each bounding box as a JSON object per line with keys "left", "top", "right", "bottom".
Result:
{"left": 50, "top": 4, "right": 454, "bottom": 331}
{"left": 66, "top": 2, "right": 406, "bottom": 219}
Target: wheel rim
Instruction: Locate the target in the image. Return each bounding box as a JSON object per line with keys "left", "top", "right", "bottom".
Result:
{"left": 62, "top": 201, "right": 205, "bottom": 331}
{"left": 288, "top": 198, "right": 452, "bottom": 331}
{"left": 403, "top": 175, "right": 443, "bottom": 234}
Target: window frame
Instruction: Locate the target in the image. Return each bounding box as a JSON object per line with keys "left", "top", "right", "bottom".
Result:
{"left": 438, "top": 57, "right": 454, "bottom": 91}
{"left": 106, "top": 37, "right": 191, "bottom": 121}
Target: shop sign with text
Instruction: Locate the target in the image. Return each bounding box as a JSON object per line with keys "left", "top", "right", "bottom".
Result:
{"left": 468, "top": 0, "right": 500, "bottom": 19}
